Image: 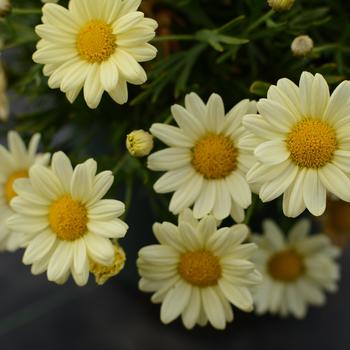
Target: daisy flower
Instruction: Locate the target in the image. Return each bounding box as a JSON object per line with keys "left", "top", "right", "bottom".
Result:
{"left": 251, "top": 219, "right": 340, "bottom": 318}
{"left": 7, "top": 151, "right": 128, "bottom": 286}
{"left": 33, "top": 0, "right": 158, "bottom": 109}
{"left": 242, "top": 72, "right": 350, "bottom": 217}
{"left": 0, "top": 131, "right": 49, "bottom": 251}
{"left": 137, "top": 209, "right": 261, "bottom": 330}
{"left": 148, "top": 93, "right": 256, "bottom": 222}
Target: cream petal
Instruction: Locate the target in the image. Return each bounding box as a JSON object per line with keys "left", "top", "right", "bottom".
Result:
{"left": 7, "top": 214, "right": 48, "bottom": 233}
{"left": 181, "top": 287, "right": 201, "bottom": 330}
{"left": 257, "top": 99, "right": 297, "bottom": 132}
{"left": 243, "top": 114, "right": 285, "bottom": 140}
{"left": 169, "top": 174, "right": 203, "bottom": 214}
{"left": 84, "top": 232, "right": 114, "bottom": 265}
{"left": 218, "top": 279, "right": 253, "bottom": 312}
{"left": 230, "top": 202, "right": 245, "bottom": 223}
{"left": 150, "top": 123, "right": 193, "bottom": 148}
{"left": 87, "top": 219, "right": 128, "bottom": 239}
{"left": 318, "top": 163, "right": 350, "bottom": 202}
{"left": 288, "top": 219, "right": 310, "bottom": 243}
{"left": 118, "top": 0, "right": 142, "bottom": 17}
{"left": 153, "top": 222, "right": 186, "bottom": 252}
{"left": 267, "top": 84, "right": 302, "bottom": 119}
{"left": 201, "top": 287, "right": 226, "bottom": 330}
{"left": 299, "top": 71, "right": 315, "bottom": 118}
{"left": 111, "top": 49, "right": 146, "bottom": 84}
{"left": 71, "top": 257, "right": 89, "bottom": 287}
{"left": 224, "top": 99, "right": 251, "bottom": 138}
{"left": 113, "top": 12, "right": 144, "bottom": 35}
{"left": 13, "top": 179, "right": 50, "bottom": 206}
{"left": 23, "top": 230, "right": 56, "bottom": 264}
{"left": 160, "top": 281, "right": 192, "bottom": 324}
{"left": 184, "top": 92, "right": 206, "bottom": 123}
{"left": 276, "top": 78, "right": 303, "bottom": 116}
{"left": 73, "top": 238, "right": 88, "bottom": 275}
{"left": 225, "top": 172, "right": 251, "bottom": 209}
{"left": 303, "top": 169, "right": 326, "bottom": 216}
{"left": 332, "top": 150, "right": 350, "bottom": 174}
{"left": 86, "top": 171, "right": 114, "bottom": 206}
{"left": 147, "top": 148, "right": 191, "bottom": 171}
{"left": 212, "top": 180, "right": 231, "bottom": 220}
{"left": 171, "top": 104, "right": 206, "bottom": 140}
{"left": 285, "top": 285, "right": 306, "bottom": 319}
{"left": 108, "top": 78, "right": 128, "bottom": 104}
{"left": 29, "top": 165, "right": 63, "bottom": 200}
{"left": 60, "top": 60, "right": 90, "bottom": 92}
{"left": 192, "top": 181, "right": 216, "bottom": 218}
{"left": 88, "top": 199, "right": 125, "bottom": 220}
{"left": 83, "top": 64, "right": 104, "bottom": 109}
{"left": 178, "top": 221, "right": 202, "bottom": 251}
{"left": 10, "top": 197, "right": 48, "bottom": 217}
{"left": 122, "top": 43, "right": 157, "bottom": 62}
{"left": 42, "top": 4, "right": 80, "bottom": 34}
{"left": 205, "top": 93, "right": 226, "bottom": 133}
{"left": 47, "top": 241, "right": 73, "bottom": 282}
{"left": 8, "top": 131, "right": 29, "bottom": 167}
{"left": 153, "top": 167, "right": 195, "bottom": 194}
{"left": 254, "top": 139, "right": 290, "bottom": 165}
{"left": 51, "top": 152, "right": 73, "bottom": 193}
{"left": 310, "top": 73, "right": 330, "bottom": 118}
{"left": 323, "top": 80, "right": 350, "bottom": 124}
{"left": 262, "top": 219, "right": 285, "bottom": 250}
{"left": 197, "top": 215, "right": 217, "bottom": 245}
{"left": 247, "top": 161, "right": 291, "bottom": 184}
{"left": 259, "top": 162, "right": 298, "bottom": 202}
{"left": 282, "top": 168, "right": 307, "bottom": 217}
{"left": 71, "top": 162, "right": 94, "bottom": 203}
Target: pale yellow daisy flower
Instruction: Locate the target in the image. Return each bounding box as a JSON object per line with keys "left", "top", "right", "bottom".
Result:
{"left": 7, "top": 151, "right": 128, "bottom": 286}
{"left": 148, "top": 93, "right": 256, "bottom": 222}
{"left": 33, "top": 0, "right": 158, "bottom": 109}
{"left": 251, "top": 219, "right": 340, "bottom": 318}
{"left": 242, "top": 72, "right": 350, "bottom": 217}
{"left": 138, "top": 209, "right": 261, "bottom": 330}
{"left": 0, "top": 131, "right": 49, "bottom": 251}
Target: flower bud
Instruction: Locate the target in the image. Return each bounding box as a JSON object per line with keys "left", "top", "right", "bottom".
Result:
{"left": 126, "top": 129, "right": 154, "bottom": 157}
{"left": 0, "top": 64, "right": 9, "bottom": 121}
{"left": 90, "top": 245, "right": 126, "bottom": 285}
{"left": 267, "top": 0, "right": 295, "bottom": 11}
{"left": 291, "top": 35, "right": 314, "bottom": 57}
{"left": 0, "top": 0, "right": 11, "bottom": 18}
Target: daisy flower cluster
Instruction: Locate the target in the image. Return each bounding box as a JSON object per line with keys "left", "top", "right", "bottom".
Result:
{"left": 0, "top": 0, "right": 348, "bottom": 334}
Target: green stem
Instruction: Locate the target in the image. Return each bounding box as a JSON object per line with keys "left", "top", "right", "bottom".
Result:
{"left": 112, "top": 153, "right": 129, "bottom": 176}
{"left": 246, "top": 9, "right": 275, "bottom": 33}
{"left": 121, "top": 178, "right": 133, "bottom": 220}
{"left": 11, "top": 8, "right": 42, "bottom": 15}
{"left": 152, "top": 35, "right": 195, "bottom": 43}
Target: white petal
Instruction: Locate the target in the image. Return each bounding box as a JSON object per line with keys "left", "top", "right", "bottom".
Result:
{"left": 303, "top": 169, "right": 326, "bottom": 216}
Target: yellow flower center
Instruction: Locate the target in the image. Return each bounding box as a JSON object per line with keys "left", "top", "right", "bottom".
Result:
{"left": 178, "top": 250, "right": 222, "bottom": 287}
{"left": 191, "top": 133, "right": 238, "bottom": 179}
{"left": 268, "top": 250, "right": 304, "bottom": 282}
{"left": 4, "top": 170, "right": 28, "bottom": 203}
{"left": 49, "top": 195, "right": 88, "bottom": 241}
{"left": 76, "top": 20, "right": 116, "bottom": 63}
{"left": 90, "top": 245, "right": 126, "bottom": 285}
{"left": 287, "top": 119, "right": 337, "bottom": 168}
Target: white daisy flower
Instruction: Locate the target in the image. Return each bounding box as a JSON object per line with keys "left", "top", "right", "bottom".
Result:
{"left": 137, "top": 209, "right": 261, "bottom": 330}
{"left": 0, "top": 131, "right": 49, "bottom": 251}
{"left": 33, "top": 0, "right": 158, "bottom": 109}
{"left": 148, "top": 93, "right": 256, "bottom": 222}
{"left": 242, "top": 72, "right": 350, "bottom": 217}
{"left": 252, "top": 219, "right": 340, "bottom": 318}
{"left": 7, "top": 151, "right": 128, "bottom": 286}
